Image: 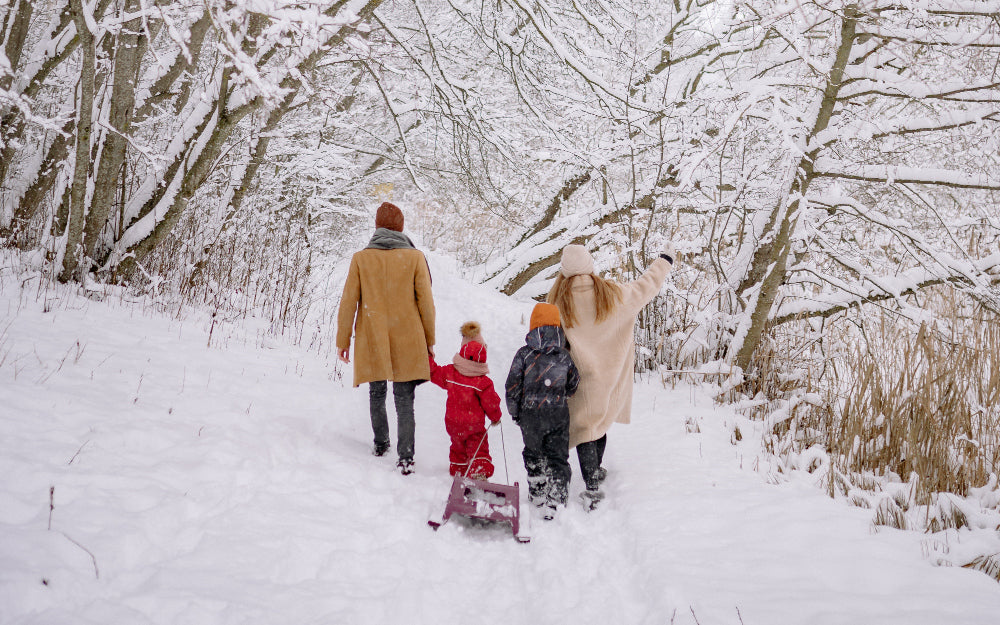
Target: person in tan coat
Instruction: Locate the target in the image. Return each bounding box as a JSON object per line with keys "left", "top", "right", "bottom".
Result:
{"left": 546, "top": 242, "right": 675, "bottom": 509}
{"left": 337, "top": 202, "right": 436, "bottom": 474}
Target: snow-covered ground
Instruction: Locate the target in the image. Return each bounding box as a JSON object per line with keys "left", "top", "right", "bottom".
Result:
{"left": 2, "top": 250, "right": 999, "bottom": 625}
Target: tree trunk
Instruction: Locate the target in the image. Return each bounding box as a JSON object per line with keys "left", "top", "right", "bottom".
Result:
{"left": 58, "top": 0, "right": 96, "bottom": 282}
{"left": 0, "top": 0, "right": 33, "bottom": 92}
{"left": 131, "top": 8, "right": 212, "bottom": 122}
{"left": 0, "top": 0, "right": 113, "bottom": 223}
{"left": 83, "top": 0, "right": 144, "bottom": 264}
{"left": 4, "top": 118, "right": 74, "bottom": 238}
{"left": 112, "top": 66, "right": 241, "bottom": 278}
{"left": 730, "top": 5, "right": 859, "bottom": 370}
{"left": 0, "top": 1, "right": 74, "bottom": 197}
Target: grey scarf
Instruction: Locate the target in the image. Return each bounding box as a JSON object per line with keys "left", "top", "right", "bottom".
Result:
{"left": 366, "top": 228, "right": 417, "bottom": 250}
{"left": 364, "top": 227, "right": 433, "bottom": 285}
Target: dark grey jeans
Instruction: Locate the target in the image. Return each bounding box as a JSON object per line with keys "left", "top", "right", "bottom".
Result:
{"left": 369, "top": 380, "right": 417, "bottom": 461}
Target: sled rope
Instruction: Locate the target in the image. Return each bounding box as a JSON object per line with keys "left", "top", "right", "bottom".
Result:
{"left": 499, "top": 421, "right": 510, "bottom": 485}
{"left": 462, "top": 421, "right": 497, "bottom": 479}
{"left": 459, "top": 421, "right": 511, "bottom": 486}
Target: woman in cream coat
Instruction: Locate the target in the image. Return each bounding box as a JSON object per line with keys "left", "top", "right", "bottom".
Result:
{"left": 546, "top": 243, "right": 675, "bottom": 508}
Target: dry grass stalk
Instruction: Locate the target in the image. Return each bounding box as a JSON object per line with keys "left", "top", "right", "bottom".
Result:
{"left": 733, "top": 290, "right": 999, "bottom": 538}
{"left": 924, "top": 496, "right": 969, "bottom": 533}
{"left": 833, "top": 306, "right": 1000, "bottom": 503}
{"left": 873, "top": 498, "right": 908, "bottom": 530}
{"left": 963, "top": 554, "right": 1000, "bottom": 582}
{"left": 142, "top": 197, "right": 316, "bottom": 336}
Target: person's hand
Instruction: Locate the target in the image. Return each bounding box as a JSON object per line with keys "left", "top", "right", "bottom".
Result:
{"left": 337, "top": 348, "right": 350, "bottom": 363}
{"left": 427, "top": 345, "right": 435, "bottom": 358}
{"left": 662, "top": 241, "right": 676, "bottom": 262}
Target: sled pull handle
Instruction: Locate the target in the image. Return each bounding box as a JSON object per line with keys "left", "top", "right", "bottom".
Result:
{"left": 462, "top": 421, "right": 499, "bottom": 479}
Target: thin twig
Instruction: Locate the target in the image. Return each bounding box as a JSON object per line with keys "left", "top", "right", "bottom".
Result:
{"left": 207, "top": 311, "right": 217, "bottom": 347}
{"left": 61, "top": 532, "right": 99, "bottom": 579}
{"left": 67, "top": 440, "right": 89, "bottom": 465}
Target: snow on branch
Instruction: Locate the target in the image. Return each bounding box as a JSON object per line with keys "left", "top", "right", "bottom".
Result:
{"left": 374, "top": 14, "right": 490, "bottom": 143}
{"left": 809, "top": 108, "right": 999, "bottom": 149}
{"left": 504, "top": 0, "right": 657, "bottom": 114}
{"left": 859, "top": 25, "right": 1000, "bottom": 48}
{"left": 839, "top": 77, "right": 1000, "bottom": 103}
{"left": 871, "top": 1, "right": 1000, "bottom": 17}
{"left": 771, "top": 191, "right": 1000, "bottom": 324}
{"left": 772, "top": 255, "right": 1000, "bottom": 326}
{"left": 812, "top": 159, "right": 1000, "bottom": 190}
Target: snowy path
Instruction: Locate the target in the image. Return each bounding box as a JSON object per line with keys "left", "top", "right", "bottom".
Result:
{"left": 1, "top": 254, "right": 998, "bottom": 625}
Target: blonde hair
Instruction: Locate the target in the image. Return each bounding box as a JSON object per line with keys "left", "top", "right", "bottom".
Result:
{"left": 547, "top": 273, "right": 622, "bottom": 329}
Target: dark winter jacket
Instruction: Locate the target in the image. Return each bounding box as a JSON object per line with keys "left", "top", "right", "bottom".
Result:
{"left": 429, "top": 356, "right": 502, "bottom": 437}
{"left": 505, "top": 325, "right": 580, "bottom": 425}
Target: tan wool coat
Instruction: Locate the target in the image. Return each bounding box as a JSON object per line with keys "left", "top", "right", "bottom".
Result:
{"left": 336, "top": 248, "right": 436, "bottom": 387}
{"left": 563, "top": 258, "right": 672, "bottom": 448}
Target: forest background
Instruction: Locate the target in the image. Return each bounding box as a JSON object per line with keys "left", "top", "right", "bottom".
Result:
{"left": 2, "top": 0, "right": 999, "bottom": 575}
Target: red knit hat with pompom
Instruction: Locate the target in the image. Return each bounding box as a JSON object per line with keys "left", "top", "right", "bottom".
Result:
{"left": 459, "top": 340, "right": 487, "bottom": 363}
{"left": 460, "top": 321, "right": 484, "bottom": 345}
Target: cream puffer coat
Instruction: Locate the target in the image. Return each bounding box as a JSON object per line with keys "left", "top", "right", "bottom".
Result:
{"left": 562, "top": 258, "right": 672, "bottom": 448}
{"left": 336, "top": 248, "right": 435, "bottom": 387}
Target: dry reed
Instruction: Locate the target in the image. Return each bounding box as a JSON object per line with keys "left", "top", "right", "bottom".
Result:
{"left": 727, "top": 289, "right": 1000, "bottom": 541}
{"left": 964, "top": 553, "right": 1000, "bottom": 582}
{"left": 832, "top": 309, "right": 1000, "bottom": 503}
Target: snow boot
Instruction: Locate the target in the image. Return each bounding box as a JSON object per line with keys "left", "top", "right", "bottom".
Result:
{"left": 542, "top": 504, "right": 558, "bottom": 521}
{"left": 373, "top": 441, "right": 391, "bottom": 457}
{"left": 397, "top": 458, "right": 414, "bottom": 475}
{"left": 580, "top": 488, "right": 604, "bottom": 512}
{"left": 527, "top": 476, "right": 547, "bottom": 507}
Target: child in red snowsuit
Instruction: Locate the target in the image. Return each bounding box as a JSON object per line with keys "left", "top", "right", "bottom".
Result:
{"left": 428, "top": 322, "right": 503, "bottom": 479}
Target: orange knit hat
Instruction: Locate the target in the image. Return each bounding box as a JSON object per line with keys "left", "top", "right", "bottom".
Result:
{"left": 529, "top": 302, "right": 561, "bottom": 330}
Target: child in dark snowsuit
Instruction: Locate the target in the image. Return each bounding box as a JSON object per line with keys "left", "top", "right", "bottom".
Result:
{"left": 428, "top": 322, "right": 503, "bottom": 479}
{"left": 505, "top": 303, "right": 580, "bottom": 519}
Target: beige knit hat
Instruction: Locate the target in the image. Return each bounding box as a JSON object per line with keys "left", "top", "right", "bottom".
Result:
{"left": 559, "top": 244, "right": 595, "bottom": 277}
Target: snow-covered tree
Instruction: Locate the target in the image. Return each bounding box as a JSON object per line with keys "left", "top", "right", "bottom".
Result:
{"left": 702, "top": 0, "right": 1000, "bottom": 371}
{"left": 0, "top": 0, "right": 382, "bottom": 286}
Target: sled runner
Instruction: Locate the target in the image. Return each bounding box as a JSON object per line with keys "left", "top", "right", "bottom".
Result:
{"left": 428, "top": 475, "right": 531, "bottom": 543}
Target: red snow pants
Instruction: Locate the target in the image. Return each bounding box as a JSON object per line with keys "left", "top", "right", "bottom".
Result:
{"left": 449, "top": 429, "right": 494, "bottom": 479}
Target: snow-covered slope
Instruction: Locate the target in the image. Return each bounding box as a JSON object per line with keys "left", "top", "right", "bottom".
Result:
{"left": 1, "top": 251, "right": 998, "bottom": 625}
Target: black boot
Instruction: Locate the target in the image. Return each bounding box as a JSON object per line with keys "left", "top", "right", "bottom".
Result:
{"left": 580, "top": 488, "right": 604, "bottom": 512}
{"left": 596, "top": 467, "right": 608, "bottom": 484}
